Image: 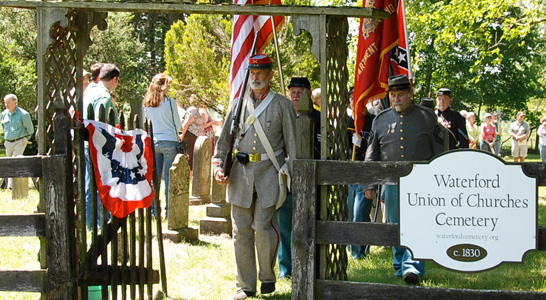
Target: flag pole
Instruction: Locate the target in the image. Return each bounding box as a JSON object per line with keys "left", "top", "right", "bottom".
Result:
{"left": 270, "top": 16, "right": 285, "bottom": 96}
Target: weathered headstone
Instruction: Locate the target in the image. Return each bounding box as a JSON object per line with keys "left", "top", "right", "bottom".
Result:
{"left": 12, "top": 177, "right": 29, "bottom": 199}
{"left": 190, "top": 136, "right": 212, "bottom": 205}
{"left": 12, "top": 155, "right": 29, "bottom": 199}
{"left": 199, "top": 176, "right": 232, "bottom": 235}
{"left": 163, "top": 154, "right": 198, "bottom": 243}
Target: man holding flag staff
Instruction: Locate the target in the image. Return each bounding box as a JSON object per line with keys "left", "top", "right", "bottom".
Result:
{"left": 213, "top": 53, "right": 297, "bottom": 299}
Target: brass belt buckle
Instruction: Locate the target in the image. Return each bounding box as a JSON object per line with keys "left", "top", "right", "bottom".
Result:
{"left": 249, "top": 153, "right": 261, "bottom": 162}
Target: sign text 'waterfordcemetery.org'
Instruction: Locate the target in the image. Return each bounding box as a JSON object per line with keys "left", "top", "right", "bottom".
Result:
{"left": 399, "top": 150, "right": 536, "bottom": 272}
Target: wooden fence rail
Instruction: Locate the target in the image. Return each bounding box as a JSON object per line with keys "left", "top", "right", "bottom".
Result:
{"left": 293, "top": 159, "right": 546, "bottom": 300}
{"left": 0, "top": 155, "right": 71, "bottom": 296}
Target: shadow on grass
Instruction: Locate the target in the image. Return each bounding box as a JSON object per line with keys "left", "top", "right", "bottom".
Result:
{"left": 346, "top": 245, "right": 546, "bottom": 292}
{"left": 262, "top": 294, "right": 292, "bottom": 300}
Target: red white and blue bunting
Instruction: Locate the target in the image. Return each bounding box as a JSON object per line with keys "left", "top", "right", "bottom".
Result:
{"left": 84, "top": 120, "right": 154, "bottom": 218}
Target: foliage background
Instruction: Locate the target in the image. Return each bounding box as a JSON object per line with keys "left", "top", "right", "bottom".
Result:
{"left": 165, "top": 0, "right": 320, "bottom": 116}
{"left": 0, "top": 8, "right": 37, "bottom": 117}
{"left": 405, "top": 0, "right": 546, "bottom": 126}
{"left": 0, "top": 2, "right": 545, "bottom": 134}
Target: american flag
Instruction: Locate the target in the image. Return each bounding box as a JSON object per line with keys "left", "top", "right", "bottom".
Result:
{"left": 229, "top": 0, "right": 284, "bottom": 103}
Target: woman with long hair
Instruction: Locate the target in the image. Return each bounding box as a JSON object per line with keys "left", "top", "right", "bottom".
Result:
{"left": 143, "top": 73, "right": 181, "bottom": 217}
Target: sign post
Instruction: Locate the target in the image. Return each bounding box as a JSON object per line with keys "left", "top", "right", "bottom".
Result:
{"left": 399, "top": 150, "right": 537, "bottom": 272}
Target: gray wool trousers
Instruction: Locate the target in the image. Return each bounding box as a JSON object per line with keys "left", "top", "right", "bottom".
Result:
{"left": 231, "top": 192, "right": 279, "bottom": 293}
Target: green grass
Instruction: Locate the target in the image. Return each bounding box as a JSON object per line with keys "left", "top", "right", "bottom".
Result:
{"left": 1, "top": 182, "right": 545, "bottom": 299}
{"left": 0, "top": 188, "right": 291, "bottom": 300}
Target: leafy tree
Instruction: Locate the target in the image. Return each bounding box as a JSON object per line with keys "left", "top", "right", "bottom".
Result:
{"left": 407, "top": 0, "right": 546, "bottom": 119}
{"left": 275, "top": 0, "right": 320, "bottom": 91}
{"left": 165, "top": 0, "right": 320, "bottom": 115}
{"left": 85, "top": 12, "right": 149, "bottom": 118}
{"left": 165, "top": 14, "right": 232, "bottom": 113}
{"left": 0, "top": 8, "right": 37, "bottom": 118}
{"left": 273, "top": 13, "right": 321, "bottom": 94}
{"left": 132, "top": 12, "right": 185, "bottom": 76}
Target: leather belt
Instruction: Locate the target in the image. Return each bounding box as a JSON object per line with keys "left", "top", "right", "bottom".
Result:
{"left": 234, "top": 149, "right": 283, "bottom": 163}
{"left": 6, "top": 136, "right": 26, "bottom": 142}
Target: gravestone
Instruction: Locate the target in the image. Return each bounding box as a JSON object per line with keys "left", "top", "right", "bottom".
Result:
{"left": 199, "top": 177, "right": 232, "bottom": 235}
{"left": 12, "top": 155, "right": 29, "bottom": 199}
{"left": 190, "top": 136, "right": 212, "bottom": 205}
{"left": 163, "top": 154, "right": 198, "bottom": 243}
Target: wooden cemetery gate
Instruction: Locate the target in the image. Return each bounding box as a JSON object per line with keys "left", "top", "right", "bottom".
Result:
{"left": 0, "top": 96, "right": 165, "bottom": 299}
{"left": 39, "top": 5, "right": 168, "bottom": 299}
{"left": 80, "top": 103, "right": 166, "bottom": 300}
{"left": 292, "top": 159, "right": 546, "bottom": 299}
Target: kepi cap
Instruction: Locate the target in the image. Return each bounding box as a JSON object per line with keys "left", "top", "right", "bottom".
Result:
{"left": 288, "top": 77, "right": 311, "bottom": 90}
{"left": 348, "top": 86, "right": 354, "bottom": 95}
{"left": 248, "top": 54, "right": 273, "bottom": 69}
{"left": 388, "top": 75, "right": 411, "bottom": 91}
{"left": 437, "top": 88, "right": 452, "bottom": 97}
{"left": 420, "top": 97, "right": 435, "bottom": 109}
{"left": 484, "top": 112, "right": 492, "bottom": 119}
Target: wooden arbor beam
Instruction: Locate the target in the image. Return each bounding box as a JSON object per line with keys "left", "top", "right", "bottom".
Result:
{"left": 0, "top": 1, "right": 389, "bottom": 19}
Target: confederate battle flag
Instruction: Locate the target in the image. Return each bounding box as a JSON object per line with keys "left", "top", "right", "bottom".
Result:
{"left": 353, "top": 0, "right": 411, "bottom": 135}
{"left": 84, "top": 120, "right": 155, "bottom": 218}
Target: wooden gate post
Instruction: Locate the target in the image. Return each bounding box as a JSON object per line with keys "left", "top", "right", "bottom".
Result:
{"left": 44, "top": 93, "right": 77, "bottom": 299}
{"left": 292, "top": 160, "right": 318, "bottom": 300}
{"left": 44, "top": 155, "right": 76, "bottom": 299}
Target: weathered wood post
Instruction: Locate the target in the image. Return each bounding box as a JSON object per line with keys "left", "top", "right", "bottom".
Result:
{"left": 296, "top": 90, "right": 315, "bottom": 160}
{"left": 291, "top": 15, "right": 322, "bottom": 300}
{"left": 190, "top": 136, "right": 212, "bottom": 205}
{"left": 163, "top": 154, "right": 198, "bottom": 243}
{"left": 291, "top": 83, "right": 316, "bottom": 300}
{"left": 46, "top": 93, "right": 77, "bottom": 299}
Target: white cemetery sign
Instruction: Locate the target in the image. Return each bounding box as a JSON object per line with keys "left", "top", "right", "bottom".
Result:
{"left": 399, "top": 150, "right": 536, "bottom": 272}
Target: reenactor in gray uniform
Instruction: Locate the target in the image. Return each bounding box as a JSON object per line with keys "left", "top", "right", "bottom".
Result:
{"left": 213, "top": 54, "right": 297, "bottom": 299}
{"left": 365, "top": 75, "right": 445, "bottom": 284}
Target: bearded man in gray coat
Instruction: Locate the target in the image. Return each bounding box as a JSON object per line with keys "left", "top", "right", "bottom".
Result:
{"left": 213, "top": 53, "right": 297, "bottom": 300}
